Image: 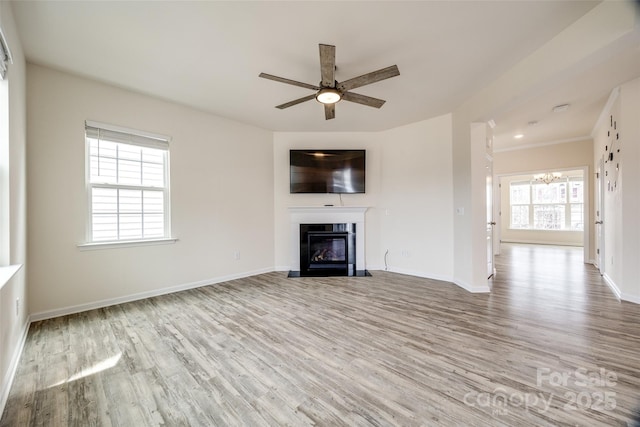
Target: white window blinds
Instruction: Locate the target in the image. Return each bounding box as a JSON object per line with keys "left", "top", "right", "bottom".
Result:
{"left": 85, "top": 122, "right": 171, "bottom": 243}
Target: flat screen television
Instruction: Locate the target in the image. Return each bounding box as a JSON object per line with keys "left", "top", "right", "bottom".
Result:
{"left": 290, "top": 149, "right": 366, "bottom": 194}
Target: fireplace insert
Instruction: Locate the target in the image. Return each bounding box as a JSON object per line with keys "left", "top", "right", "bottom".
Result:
{"left": 298, "top": 223, "right": 356, "bottom": 276}
{"left": 308, "top": 231, "right": 349, "bottom": 270}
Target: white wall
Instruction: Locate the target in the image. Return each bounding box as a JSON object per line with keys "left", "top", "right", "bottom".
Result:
{"left": 450, "top": 116, "right": 490, "bottom": 292}
{"left": 379, "top": 115, "right": 454, "bottom": 280}
{"left": 273, "top": 114, "right": 455, "bottom": 281}
{"left": 619, "top": 78, "right": 640, "bottom": 302}
{"left": 27, "top": 65, "right": 275, "bottom": 317}
{"left": 593, "top": 77, "right": 640, "bottom": 303}
{"left": 0, "top": 1, "right": 28, "bottom": 414}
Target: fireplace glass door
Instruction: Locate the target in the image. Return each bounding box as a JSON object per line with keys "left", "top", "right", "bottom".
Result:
{"left": 307, "top": 232, "right": 349, "bottom": 270}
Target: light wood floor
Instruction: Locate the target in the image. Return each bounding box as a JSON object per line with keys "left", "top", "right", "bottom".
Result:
{"left": 2, "top": 244, "right": 640, "bottom": 426}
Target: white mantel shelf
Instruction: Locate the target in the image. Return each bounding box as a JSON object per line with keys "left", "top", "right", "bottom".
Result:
{"left": 288, "top": 206, "right": 368, "bottom": 218}
{"left": 288, "top": 206, "right": 369, "bottom": 272}
{"left": 288, "top": 206, "right": 369, "bottom": 212}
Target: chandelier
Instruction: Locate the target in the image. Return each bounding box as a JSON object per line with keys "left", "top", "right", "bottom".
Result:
{"left": 533, "top": 172, "right": 562, "bottom": 185}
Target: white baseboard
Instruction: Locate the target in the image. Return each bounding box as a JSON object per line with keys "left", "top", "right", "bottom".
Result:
{"left": 29, "top": 267, "right": 274, "bottom": 322}
{"left": 602, "top": 273, "right": 622, "bottom": 300}
{"left": 0, "top": 318, "right": 30, "bottom": 416}
{"left": 501, "top": 239, "right": 583, "bottom": 247}
{"left": 601, "top": 274, "right": 640, "bottom": 304}
{"left": 386, "top": 266, "right": 453, "bottom": 284}
{"left": 377, "top": 266, "right": 491, "bottom": 293}
{"left": 453, "top": 278, "right": 491, "bottom": 293}
{"left": 621, "top": 292, "right": 640, "bottom": 304}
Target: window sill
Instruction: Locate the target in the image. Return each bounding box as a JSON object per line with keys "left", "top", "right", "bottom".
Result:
{"left": 0, "top": 264, "right": 23, "bottom": 290}
{"left": 508, "top": 228, "right": 583, "bottom": 232}
{"left": 78, "top": 238, "right": 178, "bottom": 251}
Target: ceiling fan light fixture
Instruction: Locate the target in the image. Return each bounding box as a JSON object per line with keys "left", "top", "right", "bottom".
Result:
{"left": 315, "top": 88, "right": 341, "bottom": 104}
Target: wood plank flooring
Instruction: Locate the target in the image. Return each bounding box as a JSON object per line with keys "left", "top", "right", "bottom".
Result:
{"left": 2, "top": 243, "right": 640, "bottom": 426}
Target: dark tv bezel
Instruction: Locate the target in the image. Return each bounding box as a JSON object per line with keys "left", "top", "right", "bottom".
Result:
{"left": 289, "top": 149, "right": 366, "bottom": 194}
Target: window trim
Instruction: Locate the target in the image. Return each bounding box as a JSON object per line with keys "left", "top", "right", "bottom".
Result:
{"left": 83, "top": 120, "right": 173, "bottom": 246}
{"left": 77, "top": 238, "right": 177, "bottom": 251}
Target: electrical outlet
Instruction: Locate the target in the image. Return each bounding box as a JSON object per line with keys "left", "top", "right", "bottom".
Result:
{"left": 234, "top": 250, "right": 241, "bottom": 261}
{"left": 401, "top": 250, "right": 410, "bottom": 258}
{"left": 15, "top": 298, "right": 20, "bottom": 317}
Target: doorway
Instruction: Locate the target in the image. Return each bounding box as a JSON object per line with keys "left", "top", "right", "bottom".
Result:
{"left": 495, "top": 167, "right": 589, "bottom": 263}
{"left": 486, "top": 154, "right": 495, "bottom": 278}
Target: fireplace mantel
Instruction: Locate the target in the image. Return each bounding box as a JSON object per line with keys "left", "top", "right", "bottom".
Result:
{"left": 288, "top": 206, "right": 368, "bottom": 272}
{"left": 288, "top": 206, "right": 368, "bottom": 222}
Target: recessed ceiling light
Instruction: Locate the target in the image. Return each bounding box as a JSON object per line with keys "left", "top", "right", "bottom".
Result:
{"left": 514, "top": 134, "right": 524, "bottom": 139}
{"left": 552, "top": 104, "right": 570, "bottom": 113}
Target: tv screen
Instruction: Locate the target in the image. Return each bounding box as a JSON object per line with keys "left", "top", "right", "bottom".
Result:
{"left": 290, "top": 149, "right": 366, "bottom": 194}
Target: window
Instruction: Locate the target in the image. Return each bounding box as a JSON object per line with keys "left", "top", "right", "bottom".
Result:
{"left": 0, "top": 29, "right": 10, "bottom": 265}
{"left": 85, "top": 122, "right": 171, "bottom": 244}
{"left": 509, "top": 174, "right": 584, "bottom": 231}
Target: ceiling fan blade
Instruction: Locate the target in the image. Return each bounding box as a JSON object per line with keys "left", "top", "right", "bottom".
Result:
{"left": 342, "top": 92, "right": 386, "bottom": 108}
{"left": 275, "top": 94, "right": 316, "bottom": 109}
{"left": 324, "top": 103, "right": 335, "bottom": 120}
{"left": 319, "top": 44, "right": 336, "bottom": 87}
{"left": 259, "top": 73, "right": 320, "bottom": 91}
{"left": 337, "top": 65, "right": 400, "bottom": 92}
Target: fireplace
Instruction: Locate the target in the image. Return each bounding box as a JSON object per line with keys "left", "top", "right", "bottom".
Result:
{"left": 287, "top": 206, "right": 370, "bottom": 277}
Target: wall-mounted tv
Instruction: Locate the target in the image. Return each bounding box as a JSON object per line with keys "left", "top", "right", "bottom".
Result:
{"left": 290, "top": 149, "right": 366, "bottom": 194}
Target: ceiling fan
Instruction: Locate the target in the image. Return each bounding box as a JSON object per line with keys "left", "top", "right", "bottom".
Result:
{"left": 259, "top": 44, "right": 400, "bottom": 120}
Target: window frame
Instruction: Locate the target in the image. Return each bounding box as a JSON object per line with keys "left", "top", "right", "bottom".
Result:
{"left": 509, "top": 175, "right": 584, "bottom": 231}
{"left": 80, "top": 120, "right": 175, "bottom": 249}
